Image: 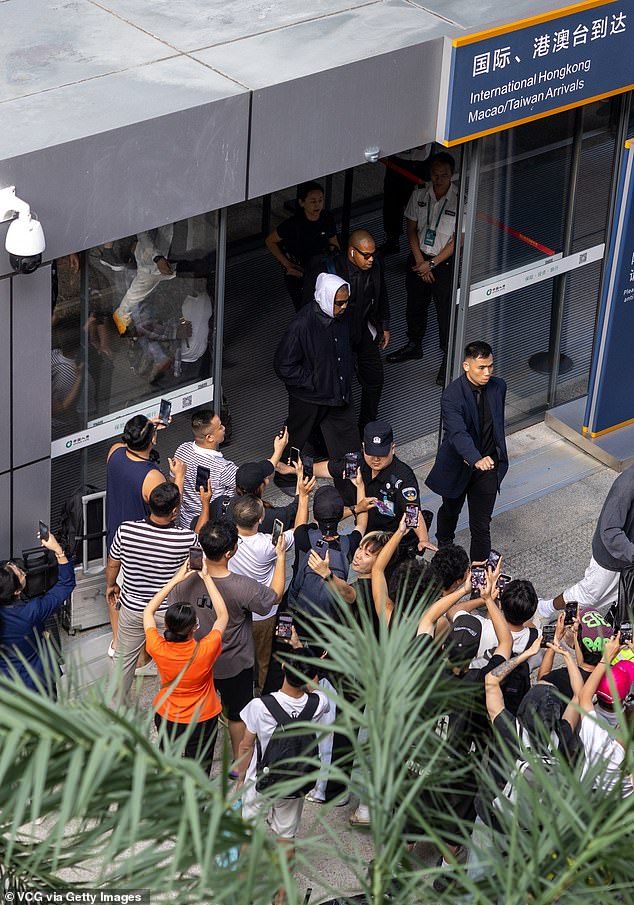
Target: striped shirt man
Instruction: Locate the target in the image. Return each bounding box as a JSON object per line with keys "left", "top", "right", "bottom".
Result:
{"left": 174, "top": 441, "right": 238, "bottom": 529}
{"left": 109, "top": 518, "right": 198, "bottom": 611}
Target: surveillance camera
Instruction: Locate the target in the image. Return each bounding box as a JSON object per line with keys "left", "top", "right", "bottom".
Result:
{"left": 364, "top": 146, "right": 381, "bottom": 163}
{"left": 1, "top": 186, "right": 46, "bottom": 275}
{"left": 5, "top": 213, "right": 45, "bottom": 274}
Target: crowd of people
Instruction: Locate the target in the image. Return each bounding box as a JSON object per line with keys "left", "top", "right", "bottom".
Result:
{"left": 7, "top": 153, "right": 634, "bottom": 900}
{"left": 2, "top": 369, "right": 634, "bottom": 898}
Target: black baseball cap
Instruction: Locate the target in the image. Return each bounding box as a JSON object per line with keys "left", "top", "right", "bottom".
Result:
{"left": 363, "top": 420, "right": 394, "bottom": 456}
{"left": 444, "top": 614, "right": 481, "bottom": 663}
{"left": 313, "top": 486, "right": 344, "bottom": 525}
{"left": 235, "top": 460, "right": 274, "bottom": 492}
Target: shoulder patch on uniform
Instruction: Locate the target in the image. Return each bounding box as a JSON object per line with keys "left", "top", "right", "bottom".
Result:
{"left": 401, "top": 486, "right": 418, "bottom": 501}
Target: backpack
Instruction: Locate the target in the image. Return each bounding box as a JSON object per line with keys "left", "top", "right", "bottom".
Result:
{"left": 56, "top": 483, "right": 102, "bottom": 560}
{"left": 492, "top": 720, "right": 558, "bottom": 825}
{"left": 500, "top": 627, "right": 539, "bottom": 716}
{"left": 287, "top": 529, "right": 351, "bottom": 618}
{"left": 255, "top": 693, "right": 320, "bottom": 798}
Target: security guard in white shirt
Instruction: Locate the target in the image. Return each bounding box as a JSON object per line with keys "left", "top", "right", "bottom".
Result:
{"left": 387, "top": 152, "right": 458, "bottom": 385}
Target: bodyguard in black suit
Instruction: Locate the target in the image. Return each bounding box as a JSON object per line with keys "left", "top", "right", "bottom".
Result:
{"left": 426, "top": 341, "right": 508, "bottom": 561}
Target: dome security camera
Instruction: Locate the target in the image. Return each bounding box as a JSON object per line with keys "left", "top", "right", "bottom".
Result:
{"left": 1, "top": 186, "right": 46, "bottom": 275}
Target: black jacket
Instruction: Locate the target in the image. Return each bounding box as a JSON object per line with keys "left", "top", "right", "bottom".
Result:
{"left": 274, "top": 302, "right": 354, "bottom": 406}
{"left": 302, "top": 252, "right": 390, "bottom": 346}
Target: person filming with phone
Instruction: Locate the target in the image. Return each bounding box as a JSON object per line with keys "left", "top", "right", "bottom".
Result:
{"left": 143, "top": 557, "right": 229, "bottom": 775}
{"left": 0, "top": 528, "right": 76, "bottom": 697}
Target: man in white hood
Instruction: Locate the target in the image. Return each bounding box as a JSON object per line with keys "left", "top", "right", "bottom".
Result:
{"left": 274, "top": 272, "right": 360, "bottom": 473}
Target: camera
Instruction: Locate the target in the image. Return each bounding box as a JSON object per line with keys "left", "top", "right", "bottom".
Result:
{"left": 1, "top": 186, "right": 46, "bottom": 275}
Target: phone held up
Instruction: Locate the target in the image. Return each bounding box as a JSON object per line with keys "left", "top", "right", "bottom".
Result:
{"left": 189, "top": 546, "right": 204, "bottom": 571}
{"left": 195, "top": 464, "right": 211, "bottom": 492}
{"left": 564, "top": 601, "right": 577, "bottom": 626}
{"left": 38, "top": 520, "right": 50, "bottom": 541}
{"left": 276, "top": 613, "right": 293, "bottom": 640}
{"left": 344, "top": 452, "right": 359, "bottom": 480}
{"left": 541, "top": 624, "right": 556, "bottom": 647}
{"left": 620, "top": 622, "right": 633, "bottom": 643}
{"left": 302, "top": 455, "right": 314, "bottom": 481}
{"left": 271, "top": 518, "right": 284, "bottom": 547}
{"left": 158, "top": 398, "right": 172, "bottom": 425}
{"left": 289, "top": 447, "right": 301, "bottom": 466}
{"left": 405, "top": 504, "right": 419, "bottom": 529}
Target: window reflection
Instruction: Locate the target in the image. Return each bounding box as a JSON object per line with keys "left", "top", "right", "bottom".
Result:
{"left": 51, "top": 214, "right": 217, "bottom": 443}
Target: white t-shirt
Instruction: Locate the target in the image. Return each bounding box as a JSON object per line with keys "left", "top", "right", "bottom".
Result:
{"left": 453, "top": 610, "right": 533, "bottom": 669}
{"left": 579, "top": 711, "right": 633, "bottom": 796}
{"left": 181, "top": 292, "right": 212, "bottom": 363}
{"left": 404, "top": 183, "right": 459, "bottom": 256}
{"left": 228, "top": 529, "right": 294, "bottom": 621}
{"left": 240, "top": 689, "right": 331, "bottom": 804}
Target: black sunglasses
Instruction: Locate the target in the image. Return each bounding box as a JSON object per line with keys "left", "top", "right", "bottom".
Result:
{"left": 352, "top": 247, "right": 376, "bottom": 260}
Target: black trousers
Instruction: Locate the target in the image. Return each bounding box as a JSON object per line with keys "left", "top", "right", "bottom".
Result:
{"left": 405, "top": 254, "right": 453, "bottom": 352}
{"left": 436, "top": 468, "right": 498, "bottom": 562}
{"left": 154, "top": 713, "right": 219, "bottom": 776}
{"left": 353, "top": 328, "right": 384, "bottom": 432}
{"left": 382, "top": 158, "right": 430, "bottom": 245}
{"left": 284, "top": 274, "right": 305, "bottom": 312}
{"left": 285, "top": 396, "right": 361, "bottom": 462}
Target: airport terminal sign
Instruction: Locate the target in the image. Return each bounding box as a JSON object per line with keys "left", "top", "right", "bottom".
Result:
{"left": 439, "top": 0, "right": 634, "bottom": 145}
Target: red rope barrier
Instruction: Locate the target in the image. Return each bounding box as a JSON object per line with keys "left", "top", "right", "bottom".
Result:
{"left": 379, "top": 157, "right": 557, "bottom": 257}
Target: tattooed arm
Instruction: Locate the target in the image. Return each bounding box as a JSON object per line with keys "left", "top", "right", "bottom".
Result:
{"left": 484, "top": 634, "right": 542, "bottom": 723}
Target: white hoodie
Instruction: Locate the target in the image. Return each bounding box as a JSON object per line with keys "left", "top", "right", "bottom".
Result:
{"left": 314, "top": 272, "right": 350, "bottom": 319}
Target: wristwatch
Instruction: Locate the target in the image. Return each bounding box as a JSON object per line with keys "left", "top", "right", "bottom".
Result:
{"left": 429, "top": 260, "right": 437, "bottom": 269}
{"left": 153, "top": 255, "right": 165, "bottom": 264}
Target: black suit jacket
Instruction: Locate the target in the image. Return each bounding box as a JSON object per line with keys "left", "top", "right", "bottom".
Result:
{"left": 426, "top": 374, "right": 508, "bottom": 499}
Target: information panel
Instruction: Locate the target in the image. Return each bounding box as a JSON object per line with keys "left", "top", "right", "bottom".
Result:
{"left": 584, "top": 140, "right": 634, "bottom": 437}
{"left": 438, "top": 0, "right": 633, "bottom": 146}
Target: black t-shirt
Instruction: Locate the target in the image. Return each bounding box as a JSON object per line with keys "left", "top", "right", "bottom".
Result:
{"left": 207, "top": 494, "right": 299, "bottom": 534}
{"left": 277, "top": 212, "right": 338, "bottom": 268}
{"left": 328, "top": 454, "right": 420, "bottom": 538}
{"left": 350, "top": 576, "right": 382, "bottom": 639}
{"left": 541, "top": 665, "right": 592, "bottom": 701}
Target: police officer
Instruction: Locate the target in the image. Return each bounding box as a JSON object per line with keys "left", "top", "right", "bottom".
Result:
{"left": 387, "top": 152, "right": 459, "bottom": 386}
{"left": 314, "top": 420, "right": 435, "bottom": 562}
{"left": 303, "top": 228, "right": 390, "bottom": 433}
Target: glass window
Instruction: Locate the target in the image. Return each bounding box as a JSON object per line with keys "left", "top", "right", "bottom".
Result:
{"left": 51, "top": 213, "right": 218, "bottom": 519}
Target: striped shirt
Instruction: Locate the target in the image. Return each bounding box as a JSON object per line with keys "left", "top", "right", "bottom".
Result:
{"left": 174, "top": 442, "right": 238, "bottom": 529}
{"left": 109, "top": 518, "right": 198, "bottom": 612}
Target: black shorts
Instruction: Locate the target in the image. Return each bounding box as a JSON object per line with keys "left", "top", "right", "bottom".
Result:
{"left": 215, "top": 666, "right": 255, "bottom": 721}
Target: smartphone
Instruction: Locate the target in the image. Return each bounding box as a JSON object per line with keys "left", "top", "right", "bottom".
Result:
{"left": 38, "top": 520, "right": 50, "bottom": 541}
{"left": 303, "top": 455, "right": 314, "bottom": 480}
{"left": 405, "top": 504, "right": 419, "bottom": 528}
{"left": 496, "top": 573, "right": 512, "bottom": 593}
{"left": 289, "top": 447, "right": 301, "bottom": 466}
{"left": 195, "top": 464, "right": 211, "bottom": 492}
{"left": 470, "top": 565, "right": 486, "bottom": 592}
{"left": 189, "top": 546, "right": 203, "bottom": 571}
{"left": 276, "top": 613, "right": 293, "bottom": 640}
{"left": 564, "top": 601, "right": 577, "bottom": 626}
{"left": 271, "top": 518, "right": 284, "bottom": 547}
{"left": 488, "top": 549, "right": 501, "bottom": 570}
{"left": 344, "top": 452, "right": 359, "bottom": 480}
{"left": 541, "top": 624, "right": 556, "bottom": 648}
{"left": 620, "top": 622, "right": 633, "bottom": 643}
{"left": 158, "top": 398, "right": 172, "bottom": 425}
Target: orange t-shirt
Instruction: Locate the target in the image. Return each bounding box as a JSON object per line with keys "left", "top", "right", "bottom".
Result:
{"left": 145, "top": 626, "right": 223, "bottom": 723}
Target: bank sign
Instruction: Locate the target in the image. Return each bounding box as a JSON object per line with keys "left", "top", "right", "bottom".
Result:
{"left": 438, "top": 0, "right": 634, "bottom": 146}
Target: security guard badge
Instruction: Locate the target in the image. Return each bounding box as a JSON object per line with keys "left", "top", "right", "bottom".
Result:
{"left": 423, "top": 228, "right": 436, "bottom": 247}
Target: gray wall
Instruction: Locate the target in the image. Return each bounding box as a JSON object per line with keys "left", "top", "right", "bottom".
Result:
{"left": 0, "top": 266, "right": 52, "bottom": 558}
{"left": 248, "top": 40, "right": 445, "bottom": 198}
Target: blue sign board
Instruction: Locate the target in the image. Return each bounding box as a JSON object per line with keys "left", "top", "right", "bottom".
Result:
{"left": 584, "top": 140, "right": 634, "bottom": 437}
{"left": 439, "top": 0, "right": 634, "bottom": 146}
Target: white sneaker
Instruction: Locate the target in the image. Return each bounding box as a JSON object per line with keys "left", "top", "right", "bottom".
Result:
{"left": 134, "top": 660, "right": 158, "bottom": 677}
{"left": 350, "top": 803, "right": 370, "bottom": 826}
{"left": 305, "top": 789, "right": 326, "bottom": 804}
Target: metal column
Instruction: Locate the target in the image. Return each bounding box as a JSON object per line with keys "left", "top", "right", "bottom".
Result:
{"left": 449, "top": 140, "right": 482, "bottom": 381}
{"left": 545, "top": 107, "right": 585, "bottom": 405}
{"left": 212, "top": 208, "right": 227, "bottom": 412}
{"left": 340, "top": 168, "right": 355, "bottom": 247}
